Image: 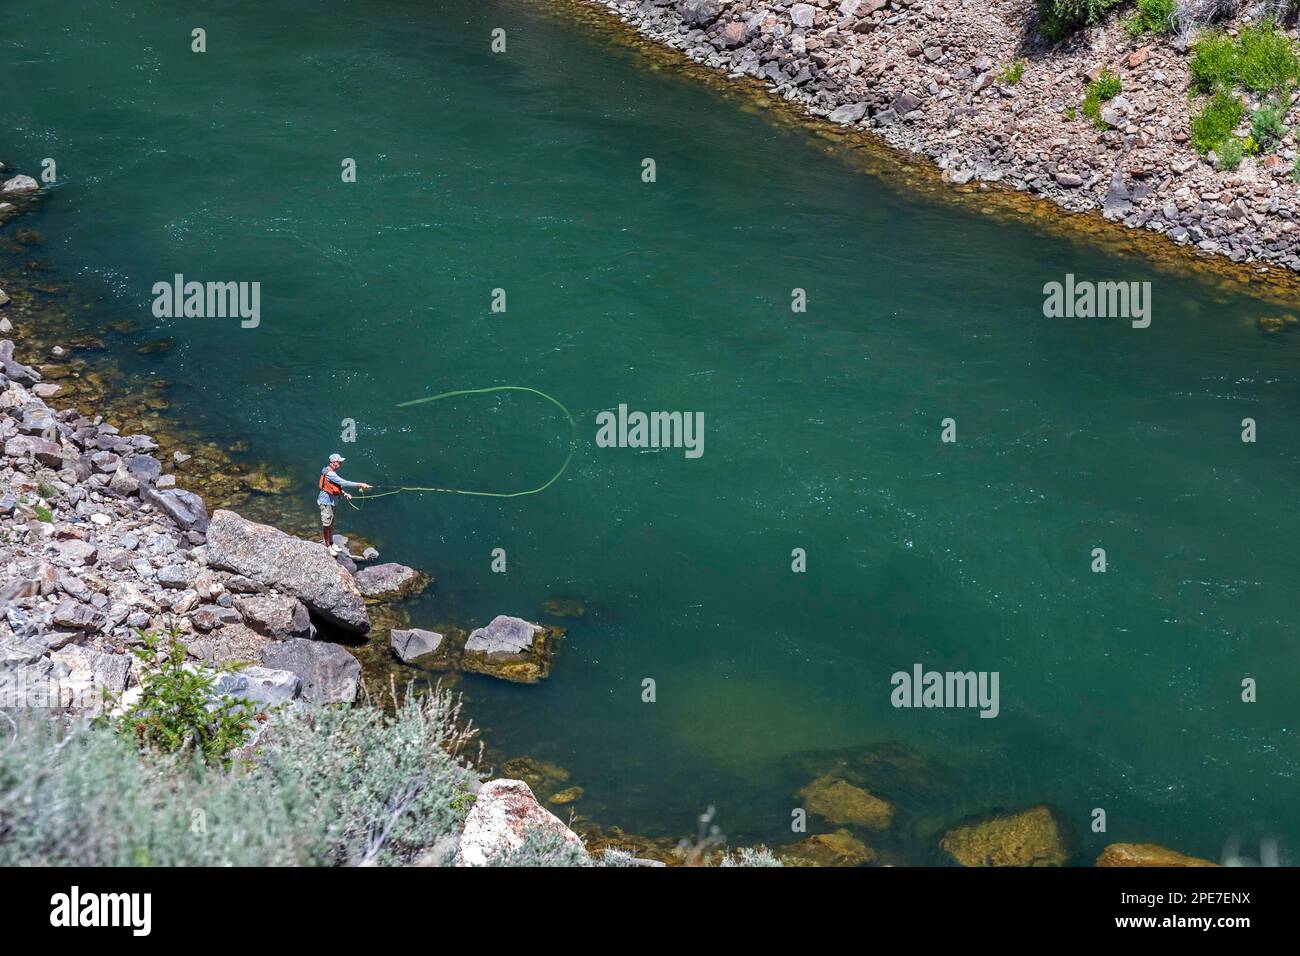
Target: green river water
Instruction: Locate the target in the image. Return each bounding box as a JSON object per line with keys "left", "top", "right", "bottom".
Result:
{"left": 3, "top": 0, "right": 1298, "bottom": 862}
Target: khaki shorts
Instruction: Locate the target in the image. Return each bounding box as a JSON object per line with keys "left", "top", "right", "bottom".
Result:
{"left": 320, "top": 504, "right": 335, "bottom": 527}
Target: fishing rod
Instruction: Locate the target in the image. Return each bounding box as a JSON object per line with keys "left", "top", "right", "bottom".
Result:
{"left": 345, "top": 385, "right": 576, "bottom": 509}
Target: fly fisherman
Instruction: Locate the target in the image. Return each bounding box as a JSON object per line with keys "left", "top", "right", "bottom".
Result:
{"left": 317, "top": 452, "right": 372, "bottom": 554}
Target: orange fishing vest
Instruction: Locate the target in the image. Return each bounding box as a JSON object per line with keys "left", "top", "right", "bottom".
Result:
{"left": 319, "top": 470, "right": 341, "bottom": 496}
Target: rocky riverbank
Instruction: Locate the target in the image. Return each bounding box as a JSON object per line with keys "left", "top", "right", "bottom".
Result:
{"left": 568, "top": 0, "right": 1300, "bottom": 273}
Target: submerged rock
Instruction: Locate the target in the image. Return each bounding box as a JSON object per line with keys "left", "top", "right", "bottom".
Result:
{"left": 539, "top": 596, "right": 586, "bottom": 618}
{"left": 261, "top": 638, "right": 360, "bottom": 704}
{"left": 779, "top": 829, "right": 877, "bottom": 867}
{"left": 206, "top": 509, "right": 368, "bottom": 633}
{"left": 456, "top": 779, "right": 587, "bottom": 866}
{"left": 940, "top": 806, "right": 1069, "bottom": 867}
{"left": 797, "top": 773, "right": 895, "bottom": 831}
{"left": 785, "top": 740, "right": 959, "bottom": 817}
{"left": 461, "top": 615, "right": 560, "bottom": 684}
{"left": 1096, "top": 843, "right": 1217, "bottom": 867}
{"left": 500, "top": 755, "right": 571, "bottom": 796}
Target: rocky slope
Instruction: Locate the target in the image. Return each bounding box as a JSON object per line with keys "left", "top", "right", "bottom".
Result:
{"left": 575, "top": 0, "right": 1300, "bottom": 271}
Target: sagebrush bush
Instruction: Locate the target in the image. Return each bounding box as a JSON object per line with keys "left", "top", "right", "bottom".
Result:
{"left": 1251, "top": 98, "right": 1289, "bottom": 150}
{"left": 721, "top": 847, "right": 783, "bottom": 867}
{"left": 1216, "top": 137, "right": 1246, "bottom": 169}
{"left": 2, "top": 691, "right": 786, "bottom": 867}
{"left": 0, "top": 686, "right": 480, "bottom": 866}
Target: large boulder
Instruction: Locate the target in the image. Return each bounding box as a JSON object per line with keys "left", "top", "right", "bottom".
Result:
{"left": 1096, "top": 843, "right": 1217, "bottom": 867}
{"left": 141, "top": 486, "right": 209, "bottom": 533}
{"left": 940, "top": 806, "right": 1069, "bottom": 867}
{"left": 5, "top": 435, "right": 63, "bottom": 467}
{"left": 206, "top": 510, "right": 368, "bottom": 633}
{"left": 354, "top": 562, "right": 428, "bottom": 600}
{"left": 456, "top": 779, "right": 587, "bottom": 866}
{"left": 461, "top": 615, "right": 560, "bottom": 684}
{"left": 260, "top": 638, "right": 360, "bottom": 704}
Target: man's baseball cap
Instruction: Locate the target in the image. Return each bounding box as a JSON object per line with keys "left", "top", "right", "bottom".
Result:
{"left": 329, "top": 453, "right": 345, "bottom": 463}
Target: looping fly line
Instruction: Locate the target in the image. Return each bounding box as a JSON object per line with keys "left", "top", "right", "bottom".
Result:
{"left": 346, "top": 385, "right": 576, "bottom": 508}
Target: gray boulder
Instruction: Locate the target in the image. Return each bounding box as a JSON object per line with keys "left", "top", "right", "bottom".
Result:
{"left": 156, "top": 564, "right": 191, "bottom": 589}
{"left": 141, "top": 487, "right": 209, "bottom": 532}
{"left": 354, "top": 562, "right": 427, "bottom": 600}
{"left": 261, "top": 638, "right": 360, "bottom": 704}
{"left": 206, "top": 510, "right": 368, "bottom": 633}
{"left": 462, "top": 615, "right": 561, "bottom": 684}
{"left": 679, "top": 0, "right": 722, "bottom": 26}
{"left": 390, "top": 628, "right": 444, "bottom": 665}
{"left": 5, "top": 435, "right": 62, "bottom": 466}
{"left": 125, "top": 454, "right": 162, "bottom": 485}
{"left": 211, "top": 665, "right": 301, "bottom": 707}
{"left": 51, "top": 599, "right": 106, "bottom": 632}
{"left": 1, "top": 175, "right": 39, "bottom": 194}
{"left": 234, "top": 593, "right": 314, "bottom": 640}
{"left": 828, "top": 102, "right": 868, "bottom": 124}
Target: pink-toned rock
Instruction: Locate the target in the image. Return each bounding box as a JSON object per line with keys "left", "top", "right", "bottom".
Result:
{"left": 1125, "top": 46, "right": 1150, "bottom": 69}
{"left": 456, "top": 779, "right": 587, "bottom": 866}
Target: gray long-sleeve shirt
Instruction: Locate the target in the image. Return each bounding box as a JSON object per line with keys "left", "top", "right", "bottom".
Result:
{"left": 317, "top": 466, "right": 361, "bottom": 506}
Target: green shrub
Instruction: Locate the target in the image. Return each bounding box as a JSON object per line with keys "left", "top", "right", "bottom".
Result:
{"left": 1082, "top": 70, "right": 1123, "bottom": 129}
{"left": 1191, "top": 91, "right": 1246, "bottom": 154}
{"left": 1191, "top": 20, "right": 1300, "bottom": 95}
{"left": 111, "top": 630, "right": 257, "bottom": 768}
{"left": 1216, "top": 138, "right": 1245, "bottom": 170}
{"left": 32, "top": 504, "right": 53, "bottom": 523}
{"left": 998, "top": 59, "right": 1026, "bottom": 85}
{"left": 1237, "top": 20, "right": 1300, "bottom": 93}
{"left": 1039, "top": 0, "right": 1125, "bottom": 40}
{"left": 1125, "top": 0, "right": 1178, "bottom": 37}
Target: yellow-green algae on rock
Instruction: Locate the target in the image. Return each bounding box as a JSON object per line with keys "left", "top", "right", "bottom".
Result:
{"left": 940, "top": 806, "right": 1069, "bottom": 867}
{"left": 1096, "top": 843, "right": 1218, "bottom": 867}
{"left": 797, "top": 773, "right": 895, "bottom": 831}
{"left": 779, "top": 829, "right": 877, "bottom": 867}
